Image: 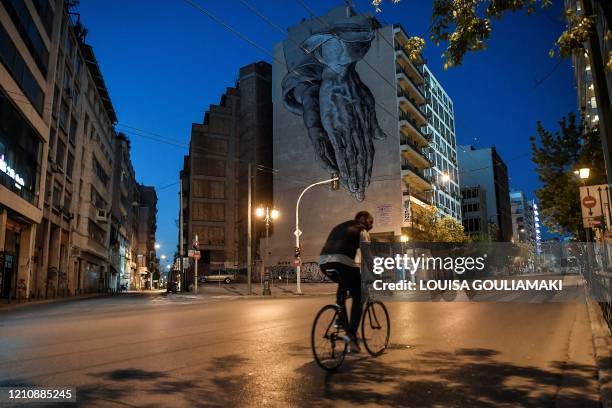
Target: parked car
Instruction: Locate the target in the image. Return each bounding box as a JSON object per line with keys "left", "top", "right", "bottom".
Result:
{"left": 200, "top": 272, "right": 237, "bottom": 284}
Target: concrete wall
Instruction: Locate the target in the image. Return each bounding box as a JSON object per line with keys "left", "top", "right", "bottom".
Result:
{"left": 269, "top": 19, "right": 403, "bottom": 265}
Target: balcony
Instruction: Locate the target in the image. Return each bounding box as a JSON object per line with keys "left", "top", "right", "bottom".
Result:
{"left": 397, "top": 89, "right": 427, "bottom": 127}
{"left": 396, "top": 64, "right": 426, "bottom": 106}
{"left": 400, "top": 135, "right": 431, "bottom": 169}
{"left": 394, "top": 45, "right": 425, "bottom": 85}
{"left": 406, "top": 186, "right": 431, "bottom": 206}
{"left": 401, "top": 160, "right": 432, "bottom": 191}
{"left": 399, "top": 113, "right": 430, "bottom": 146}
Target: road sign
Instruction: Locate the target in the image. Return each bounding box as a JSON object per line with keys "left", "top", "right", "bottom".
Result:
{"left": 293, "top": 257, "right": 301, "bottom": 267}
{"left": 188, "top": 250, "right": 200, "bottom": 259}
{"left": 580, "top": 185, "right": 611, "bottom": 228}
{"left": 583, "top": 196, "right": 597, "bottom": 208}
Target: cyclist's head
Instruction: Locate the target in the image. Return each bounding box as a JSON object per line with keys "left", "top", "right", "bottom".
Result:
{"left": 355, "top": 211, "right": 374, "bottom": 231}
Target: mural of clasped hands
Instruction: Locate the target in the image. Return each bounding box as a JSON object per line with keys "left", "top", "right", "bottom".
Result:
{"left": 282, "top": 19, "right": 386, "bottom": 201}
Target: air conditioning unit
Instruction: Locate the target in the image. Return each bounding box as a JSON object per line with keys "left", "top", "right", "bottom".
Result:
{"left": 96, "top": 209, "right": 109, "bottom": 223}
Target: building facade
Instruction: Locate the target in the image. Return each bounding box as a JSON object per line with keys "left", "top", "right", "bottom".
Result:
{"left": 423, "top": 65, "right": 461, "bottom": 220}
{"left": 461, "top": 186, "right": 490, "bottom": 241}
{"left": 110, "top": 133, "right": 140, "bottom": 291}
{"left": 180, "top": 61, "right": 273, "bottom": 276}
{"left": 510, "top": 190, "right": 535, "bottom": 244}
{"left": 458, "top": 145, "right": 512, "bottom": 242}
{"left": 1, "top": 2, "right": 152, "bottom": 300}
{"left": 0, "top": 0, "right": 56, "bottom": 300}
{"left": 135, "top": 185, "right": 158, "bottom": 290}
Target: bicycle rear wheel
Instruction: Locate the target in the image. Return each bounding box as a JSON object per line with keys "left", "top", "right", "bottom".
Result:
{"left": 361, "top": 300, "right": 390, "bottom": 356}
{"left": 311, "top": 305, "right": 347, "bottom": 370}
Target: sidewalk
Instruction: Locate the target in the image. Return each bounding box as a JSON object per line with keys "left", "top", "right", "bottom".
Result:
{"left": 0, "top": 290, "right": 166, "bottom": 312}
{"left": 168, "top": 281, "right": 336, "bottom": 298}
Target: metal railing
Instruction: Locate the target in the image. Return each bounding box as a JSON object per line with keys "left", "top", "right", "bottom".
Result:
{"left": 399, "top": 113, "right": 430, "bottom": 142}
{"left": 401, "top": 159, "right": 431, "bottom": 184}
{"left": 400, "top": 135, "right": 431, "bottom": 164}
{"left": 395, "top": 64, "right": 426, "bottom": 101}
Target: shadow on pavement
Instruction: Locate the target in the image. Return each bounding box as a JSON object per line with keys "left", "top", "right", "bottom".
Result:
{"left": 70, "top": 347, "right": 599, "bottom": 407}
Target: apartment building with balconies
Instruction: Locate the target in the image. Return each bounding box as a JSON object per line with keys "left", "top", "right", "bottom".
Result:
{"left": 422, "top": 65, "right": 461, "bottom": 221}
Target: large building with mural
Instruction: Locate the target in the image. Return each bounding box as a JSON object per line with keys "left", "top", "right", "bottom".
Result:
{"left": 268, "top": 5, "right": 458, "bottom": 265}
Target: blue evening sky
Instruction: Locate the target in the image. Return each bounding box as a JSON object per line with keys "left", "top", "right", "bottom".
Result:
{"left": 77, "top": 0, "right": 576, "bottom": 256}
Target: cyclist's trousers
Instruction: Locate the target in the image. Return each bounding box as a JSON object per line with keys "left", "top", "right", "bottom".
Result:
{"left": 320, "top": 262, "right": 362, "bottom": 337}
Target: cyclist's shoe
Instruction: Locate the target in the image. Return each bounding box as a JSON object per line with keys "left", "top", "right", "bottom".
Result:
{"left": 341, "top": 334, "right": 361, "bottom": 353}
{"left": 333, "top": 318, "right": 345, "bottom": 330}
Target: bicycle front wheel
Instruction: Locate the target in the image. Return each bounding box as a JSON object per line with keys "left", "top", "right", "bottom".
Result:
{"left": 361, "top": 300, "right": 390, "bottom": 356}
{"left": 311, "top": 305, "right": 347, "bottom": 370}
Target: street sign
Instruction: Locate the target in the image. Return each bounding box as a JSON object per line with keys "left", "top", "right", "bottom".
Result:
{"left": 188, "top": 250, "right": 200, "bottom": 259}
{"left": 293, "top": 257, "right": 301, "bottom": 267}
{"left": 192, "top": 251, "right": 201, "bottom": 260}
{"left": 583, "top": 196, "right": 597, "bottom": 208}
{"left": 580, "top": 185, "right": 611, "bottom": 228}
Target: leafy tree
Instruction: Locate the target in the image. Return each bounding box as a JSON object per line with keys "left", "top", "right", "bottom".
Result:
{"left": 529, "top": 112, "right": 605, "bottom": 239}
{"left": 371, "top": 0, "right": 611, "bottom": 71}
{"left": 412, "top": 204, "right": 471, "bottom": 242}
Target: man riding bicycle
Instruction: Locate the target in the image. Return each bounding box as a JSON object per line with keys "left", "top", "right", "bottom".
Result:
{"left": 319, "top": 211, "right": 374, "bottom": 353}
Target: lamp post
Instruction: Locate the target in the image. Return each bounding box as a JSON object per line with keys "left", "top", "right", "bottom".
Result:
{"left": 294, "top": 175, "right": 339, "bottom": 295}
{"left": 256, "top": 206, "right": 279, "bottom": 296}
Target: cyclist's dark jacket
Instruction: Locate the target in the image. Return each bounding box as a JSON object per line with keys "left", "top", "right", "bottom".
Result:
{"left": 319, "top": 220, "right": 367, "bottom": 267}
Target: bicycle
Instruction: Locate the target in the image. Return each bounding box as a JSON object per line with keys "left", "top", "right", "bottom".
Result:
{"left": 311, "top": 289, "right": 390, "bottom": 370}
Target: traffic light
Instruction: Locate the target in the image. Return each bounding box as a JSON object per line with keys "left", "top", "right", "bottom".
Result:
{"left": 295, "top": 246, "right": 301, "bottom": 258}
{"left": 193, "top": 234, "right": 199, "bottom": 250}
{"left": 331, "top": 173, "right": 339, "bottom": 190}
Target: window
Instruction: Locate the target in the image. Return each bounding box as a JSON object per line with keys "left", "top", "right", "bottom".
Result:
{"left": 193, "top": 158, "right": 226, "bottom": 177}
{"left": 31, "top": 0, "right": 54, "bottom": 37}
{"left": 193, "top": 226, "right": 225, "bottom": 246}
{"left": 192, "top": 202, "right": 225, "bottom": 222}
{"left": 90, "top": 187, "right": 106, "bottom": 209}
{"left": 63, "top": 191, "right": 71, "bottom": 214}
{"left": 66, "top": 151, "right": 74, "bottom": 179}
{"left": 1, "top": 0, "right": 50, "bottom": 77}
{"left": 55, "top": 139, "right": 65, "bottom": 168}
{"left": 48, "top": 126, "right": 56, "bottom": 158}
{"left": 88, "top": 219, "right": 106, "bottom": 246}
{"left": 92, "top": 156, "right": 109, "bottom": 185}
{"left": 52, "top": 182, "right": 61, "bottom": 209}
{"left": 193, "top": 180, "right": 225, "bottom": 199}
{"left": 0, "top": 24, "right": 44, "bottom": 114}
{"left": 59, "top": 99, "right": 68, "bottom": 130}
{"left": 68, "top": 116, "right": 77, "bottom": 145}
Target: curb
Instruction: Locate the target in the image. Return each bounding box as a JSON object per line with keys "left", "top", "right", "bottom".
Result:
{"left": 584, "top": 289, "right": 612, "bottom": 407}
{"left": 0, "top": 293, "right": 120, "bottom": 313}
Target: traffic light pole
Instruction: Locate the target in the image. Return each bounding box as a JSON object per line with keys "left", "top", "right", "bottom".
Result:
{"left": 294, "top": 175, "right": 339, "bottom": 295}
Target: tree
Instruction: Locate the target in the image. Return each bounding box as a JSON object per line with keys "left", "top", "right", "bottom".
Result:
{"left": 412, "top": 204, "right": 471, "bottom": 242}
{"left": 371, "top": 0, "right": 611, "bottom": 71}
{"left": 530, "top": 112, "right": 605, "bottom": 239}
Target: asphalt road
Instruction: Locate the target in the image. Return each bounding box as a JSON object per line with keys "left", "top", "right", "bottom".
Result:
{"left": 0, "top": 289, "right": 601, "bottom": 407}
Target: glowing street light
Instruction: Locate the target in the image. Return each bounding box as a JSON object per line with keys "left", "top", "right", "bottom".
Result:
{"left": 578, "top": 167, "right": 590, "bottom": 180}
{"left": 255, "top": 206, "right": 280, "bottom": 296}
{"left": 400, "top": 235, "right": 409, "bottom": 243}
{"left": 154, "top": 243, "right": 161, "bottom": 250}
{"left": 441, "top": 173, "right": 450, "bottom": 183}
{"left": 161, "top": 254, "right": 167, "bottom": 260}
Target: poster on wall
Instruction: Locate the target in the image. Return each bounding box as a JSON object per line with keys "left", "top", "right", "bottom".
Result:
{"left": 376, "top": 204, "right": 393, "bottom": 228}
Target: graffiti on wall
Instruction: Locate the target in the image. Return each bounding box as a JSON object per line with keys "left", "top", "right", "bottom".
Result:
{"left": 270, "top": 262, "right": 331, "bottom": 283}
{"left": 281, "top": 13, "right": 386, "bottom": 201}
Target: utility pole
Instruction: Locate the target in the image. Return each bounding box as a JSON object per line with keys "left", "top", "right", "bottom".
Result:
{"left": 179, "top": 180, "right": 184, "bottom": 292}
{"left": 193, "top": 234, "right": 199, "bottom": 294}
{"left": 247, "top": 163, "right": 252, "bottom": 295}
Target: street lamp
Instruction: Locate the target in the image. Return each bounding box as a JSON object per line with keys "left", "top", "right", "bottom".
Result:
{"left": 154, "top": 243, "right": 161, "bottom": 250}
{"left": 441, "top": 173, "right": 450, "bottom": 183}
{"left": 256, "top": 206, "right": 279, "bottom": 296}
{"left": 161, "top": 254, "right": 166, "bottom": 260}
{"left": 400, "top": 235, "right": 409, "bottom": 243}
